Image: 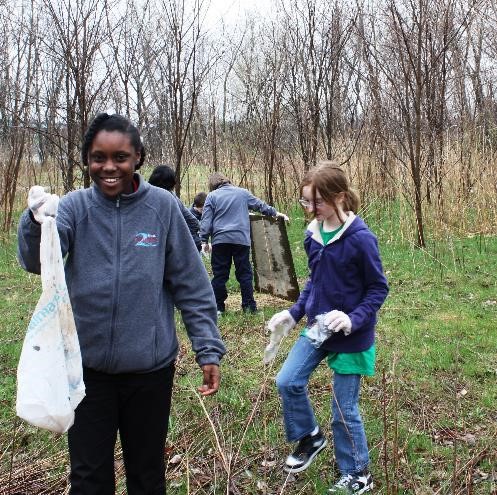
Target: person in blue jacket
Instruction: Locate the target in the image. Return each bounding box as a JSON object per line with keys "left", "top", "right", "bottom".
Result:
{"left": 268, "top": 163, "right": 388, "bottom": 494}
{"left": 17, "top": 113, "right": 225, "bottom": 495}
{"left": 148, "top": 164, "right": 202, "bottom": 252}
{"left": 200, "top": 172, "right": 288, "bottom": 314}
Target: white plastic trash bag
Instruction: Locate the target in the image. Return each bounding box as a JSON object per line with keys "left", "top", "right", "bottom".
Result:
{"left": 16, "top": 216, "right": 85, "bottom": 433}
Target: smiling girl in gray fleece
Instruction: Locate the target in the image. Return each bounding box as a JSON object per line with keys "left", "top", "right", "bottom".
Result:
{"left": 18, "top": 113, "right": 226, "bottom": 495}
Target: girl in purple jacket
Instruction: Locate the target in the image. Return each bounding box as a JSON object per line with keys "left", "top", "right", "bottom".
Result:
{"left": 268, "top": 163, "right": 388, "bottom": 494}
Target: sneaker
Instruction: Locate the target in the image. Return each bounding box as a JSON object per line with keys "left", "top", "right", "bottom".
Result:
{"left": 242, "top": 306, "right": 258, "bottom": 314}
{"left": 283, "top": 428, "right": 327, "bottom": 473}
{"left": 327, "top": 471, "right": 373, "bottom": 494}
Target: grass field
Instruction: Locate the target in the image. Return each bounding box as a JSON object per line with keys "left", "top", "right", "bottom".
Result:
{"left": 0, "top": 202, "right": 496, "bottom": 494}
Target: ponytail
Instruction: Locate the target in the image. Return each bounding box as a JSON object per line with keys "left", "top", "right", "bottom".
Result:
{"left": 344, "top": 188, "right": 360, "bottom": 213}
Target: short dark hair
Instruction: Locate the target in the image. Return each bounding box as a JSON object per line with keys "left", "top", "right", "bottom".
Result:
{"left": 148, "top": 165, "right": 176, "bottom": 191}
{"left": 193, "top": 191, "right": 207, "bottom": 207}
{"left": 82, "top": 113, "right": 145, "bottom": 169}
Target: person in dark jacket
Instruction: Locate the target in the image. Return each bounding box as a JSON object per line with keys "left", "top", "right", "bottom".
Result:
{"left": 18, "top": 113, "right": 225, "bottom": 495}
{"left": 267, "top": 163, "right": 388, "bottom": 494}
{"left": 148, "top": 165, "right": 202, "bottom": 251}
{"left": 190, "top": 191, "right": 207, "bottom": 222}
{"left": 200, "top": 172, "right": 288, "bottom": 314}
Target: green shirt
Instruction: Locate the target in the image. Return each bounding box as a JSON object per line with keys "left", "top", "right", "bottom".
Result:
{"left": 297, "top": 330, "right": 376, "bottom": 375}
{"left": 320, "top": 223, "right": 343, "bottom": 245}
{"left": 327, "top": 345, "right": 375, "bottom": 376}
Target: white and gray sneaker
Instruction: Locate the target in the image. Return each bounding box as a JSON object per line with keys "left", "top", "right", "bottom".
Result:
{"left": 327, "top": 471, "right": 373, "bottom": 494}
{"left": 283, "top": 428, "right": 327, "bottom": 473}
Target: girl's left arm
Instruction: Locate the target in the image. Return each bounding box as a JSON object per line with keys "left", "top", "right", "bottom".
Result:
{"left": 348, "top": 234, "right": 389, "bottom": 332}
{"left": 165, "top": 200, "right": 226, "bottom": 366}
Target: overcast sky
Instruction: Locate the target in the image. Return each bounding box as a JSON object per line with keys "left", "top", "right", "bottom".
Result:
{"left": 202, "top": 0, "right": 271, "bottom": 30}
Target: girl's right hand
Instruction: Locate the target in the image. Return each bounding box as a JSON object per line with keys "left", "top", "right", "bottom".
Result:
{"left": 28, "top": 186, "right": 59, "bottom": 224}
{"left": 264, "top": 310, "right": 297, "bottom": 364}
{"left": 267, "top": 310, "right": 296, "bottom": 335}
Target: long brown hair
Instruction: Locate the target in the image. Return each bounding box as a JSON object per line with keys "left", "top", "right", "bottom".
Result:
{"left": 299, "top": 161, "right": 360, "bottom": 222}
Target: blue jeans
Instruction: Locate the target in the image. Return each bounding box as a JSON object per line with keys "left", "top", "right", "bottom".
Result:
{"left": 276, "top": 336, "right": 369, "bottom": 475}
{"left": 211, "top": 243, "right": 256, "bottom": 312}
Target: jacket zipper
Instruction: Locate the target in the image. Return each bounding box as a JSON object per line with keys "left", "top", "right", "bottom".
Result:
{"left": 310, "top": 242, "right": 328, "bottom": 315}
{"left": 105, "top": 196, "right": 121, "bottom": 370}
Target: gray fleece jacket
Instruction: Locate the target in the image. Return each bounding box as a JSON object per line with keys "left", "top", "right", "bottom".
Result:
{"left": 200, "top": 184, "right": 277, "bottom": 246}
{"left": 17, "top": 175, "right": 225, "bottom": 374}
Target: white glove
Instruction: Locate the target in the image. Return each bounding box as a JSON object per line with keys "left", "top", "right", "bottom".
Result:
{"left": 275, "top": 211, "right": 289, "bottom": 222}
{"left": 28, "top": 186, "right": 59, "bottom": 224}
{"left": 201, "top": 242, "right": 211, "bottom": 256}
{"left": 263, "top": 310, "right": 296, "bottom": 364}
{"left": 323, "top": 310, "right": 352, "bottom": 336}
{"left": 267, "top": 310, "right": 296, "bottom": 333}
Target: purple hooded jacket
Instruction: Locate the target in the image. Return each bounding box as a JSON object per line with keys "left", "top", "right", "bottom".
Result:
{"left": 289, "top": 213, "right": 389, "bottom": 353}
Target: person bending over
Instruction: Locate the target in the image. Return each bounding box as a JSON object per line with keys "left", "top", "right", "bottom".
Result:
{"left": 200, "top": 172, "right": 288, "bottom": 314}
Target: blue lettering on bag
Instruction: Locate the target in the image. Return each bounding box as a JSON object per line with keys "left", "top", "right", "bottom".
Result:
{"left": 27, "top": 286, "right": 68, "bottom": 335}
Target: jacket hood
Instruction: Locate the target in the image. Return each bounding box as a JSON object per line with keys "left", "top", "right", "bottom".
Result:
{"left": 306, "top": 213, "right": 370, "bottom": 245}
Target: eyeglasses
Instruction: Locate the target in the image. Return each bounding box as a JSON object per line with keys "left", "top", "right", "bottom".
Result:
{"left": 298, "top": 198, "right": 325, "bottom": 208}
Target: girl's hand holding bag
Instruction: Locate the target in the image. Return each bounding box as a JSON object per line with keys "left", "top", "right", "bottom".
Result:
{"left": 16, "top": 188, "right": 85, "bottom": 434}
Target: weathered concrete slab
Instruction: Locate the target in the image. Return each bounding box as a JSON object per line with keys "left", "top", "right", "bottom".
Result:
{"left": 250, "top": 215, "right": 300, "bottom": 301}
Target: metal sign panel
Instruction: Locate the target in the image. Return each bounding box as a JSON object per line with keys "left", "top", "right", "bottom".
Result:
{"left": 250, "top": 215, "right": 300, "bottom": 301}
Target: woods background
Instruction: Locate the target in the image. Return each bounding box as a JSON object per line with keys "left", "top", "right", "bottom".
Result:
{"left": 1, "top": 0, "right": 497, "bottom": 243}
{"left": 1, "top": 1, "right": 497, "bottom": 493}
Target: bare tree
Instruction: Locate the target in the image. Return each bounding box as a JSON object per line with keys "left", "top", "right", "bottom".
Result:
{"left": 40, "top": 0, "right": 112, "bottom": 191}
{"left": 319, "top": 2, "right": 357, "bottom": 161}
{"left": 105, "top": 0, "right": 152, "bottom": 123}
{"left": 0, "top": 1, "right": 38, "bottom": 231}
{"left": 359, "top": 0, "right": 478, "bottom": 247}
{"left": 282, "top": 0, "right": 328, "bottom": 171}
{"left": 144, "top": 0, "right": 212, "bottom": 195}
{"left": 234, "top": 20, "right": 286, "bottom": 204}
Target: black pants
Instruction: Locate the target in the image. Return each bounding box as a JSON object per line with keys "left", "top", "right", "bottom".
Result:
{"left": 68, "top": 364, "right": 175, "bottom": 495}
{"left": 211, "top": 243, "right": 256, "bottom": 312}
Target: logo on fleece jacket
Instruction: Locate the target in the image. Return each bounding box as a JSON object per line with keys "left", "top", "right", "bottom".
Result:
{"left": 134, "top": 232, "right": 159, "bottom": 247}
